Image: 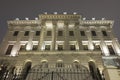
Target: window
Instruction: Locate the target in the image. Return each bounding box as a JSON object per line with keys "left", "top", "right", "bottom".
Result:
{"left": 83, "top": 45, "right": 88, "bottom": 50}
{"left": 33, "top": 45, "right": 38, "bottom": 50}
{"left": 56, "top": 62, "right": 64, "bottom": 67}
{"left": 24, "top": 31, "right": 29, "bottom": 36}
{"left": 20, "top": 45, "right": 26, "bottom": 51}
{"left": 102, "top": 31, "right": 107, "bottom": 36}
{"left": 13, "top": 31, "right": 19, "bottom": 36}
{"left": 80, "top": 31, "right": 85, "bottom": 36}
{"left": 36, "top": 31, "right": 40, "bottom": 36}
{"left": 73, "top": 61, "right": 80, "bottom": 68}
{"left": 69, "top": 31, "right": 74, "bottom": 36}
{"left": 108, "top": 45, "right": 115, "bottom": 55}
{"left": 41, "top": 60, "right": 48, "bottom": 68}
{"left": 58, "top": 45, "right": 63, "bottom": 50}
{"left": 94, "top": 45, "right": 101, "bottom": 50}
{"left": 58, "top": 31, "right": 63, "bottom": 36}
{"left": 45, "top": 45, "right": 50, "bottom": 50}
{"left": 47, "top": 31, "right": 52, "bottom": 36}
{"left": 70, "top": 45, "right": 76, "bottom": 50}
{"left": 91, "top": 31, "right": 96, "bottom": 36}
{"left": 6, "top": 45, "right": 13, "bottom": 55}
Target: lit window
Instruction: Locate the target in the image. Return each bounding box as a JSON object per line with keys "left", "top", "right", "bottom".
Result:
{"left": 91, "top": 31, "right": 96, "bottom": 36}
{"left": 102, "top": 31, "right": 107, "bottom": 36}
{"left": 24, "top": 31, "right": 29, "bottom": 36}
{"left": 80, "top": 31, "right": 85, "bottom": 36}
{"left": 36, "top": 31, "right": 40, "bottom": 36}
{"left": 69, "top": 31, "right": 74, "bottom": 36}
{"left": 13, "top": 31, "right": 19, "bottom": 36}
{"left": 58, "top": 31, "right": 63, "bottom": 36}
{"left": 47, "top": 31, "right": 52, "bottom": 36}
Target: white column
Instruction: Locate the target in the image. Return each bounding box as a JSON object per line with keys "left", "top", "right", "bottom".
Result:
{"left": 51, "top": 24, "right": 56, "bottom": 50}
{"left": 26, "top": 31, "right": 34, "bottom": 51}
{"left": 38, "top": 26, "right": 45, "bottom": 50}
{"left": 86, "top": 30, "right": 94, "bottom": 50}
{"left": 11, "top": 31, "right": 24, "bottom": 56}
{"left": 108, "top": 31, "right": 120, "bottom": 56}
{"left": 64, "top": 24, "right": 69, "bottom": 50}
{"left": 75, "top": 25, "right": 83, "bottom": 50}
{"left": 97, "top": 30, "right": 109, "bottom": 56}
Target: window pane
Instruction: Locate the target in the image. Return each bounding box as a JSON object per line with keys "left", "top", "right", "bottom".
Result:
{"left": 24, "top": 31, "right": 29, "bottom": 36}
{"left": 47, "top": 31, "right": 52, "bottom": 36}
{"left": 70, "top": 45, "right": 76, "bottom": 50}
{"left": 69, "top": 31, "right": 74, "bottom": 36}
{"left": 13, "top": 31, "right": 19, "bottom": 36}
{"left": 6, "top": 45, "right": 13, "bottom": 55}
{"left": 33, "top": 45, "right": 38, "bottom": 50}
{"left": 58, "top": 45, "right": 63, "bottom": 50}
{"left": 45, "top": 45, "right": 50, "bottom": 50}
{"left": 20, "top": 45, "right": 26, "bottom": 51}
{"left": 58, "top": 31, "right": 63, "bottom": 36}
{"left": 80, "top": 31, "right": 85, "bottom": 36}
{"left": 102, "top": 31, "right": 107, "bottom": 36}
{"left": 36, "top": 31, "right": 40, "bottom": 36}
{"left": 91, "top": 31, "right": 96, "bottom": 36}
{"left": 83, "top": 45, "right": 88, "bottom": 50}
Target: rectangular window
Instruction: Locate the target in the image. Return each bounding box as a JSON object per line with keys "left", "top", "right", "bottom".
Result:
{"left": 58, "top": 31, "right": 63, "bottom": 36}
{"left": 6, "top": 45, "right": 13, "bottom": 55}
{"left": 47, "top": 31, "right": 52, "bottom": 36}
{"left": 58, "top": 45, "right": 63, "bottom": 50}
{"left": 45, "top": 45, "right": 50, "bottom": 50}
{"left": 91, "top": 31, "right": 97, "bottom": 36}
{"left": 108, "top": 45, "right": 115, "bottom": 55}
{"left": 33, "top": 45, "right": 38, "bottom": 50}
{"left": 69, "top": 31, "right": 74, "bottom": 36}
{"left": 20, "top": 45, "right": 26, "bottom": 51}
{"left": 95, "top": 45, "right": 101, "bottom": 50}
{"left": 24, "top": 31, "right": 29, "bottom": 36}
{"left": 13, "top": 31, "right": 19, "bottom": 36}
{"left": 102, "top": 31, "right": 107, "bottom": 36}
{"left": 83, "top": 45, "right": 88, "bottom": 50}
{"left": 36, "top": 31, "right": 40, "bottom": 36}
{"left": 70, "top": 45, "right": 76, "bottom": 50}
{"left": 80, "top": 31, "right": 85, "bottom": 36}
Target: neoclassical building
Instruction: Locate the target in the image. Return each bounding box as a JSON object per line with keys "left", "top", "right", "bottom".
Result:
{"left": 0, "top": 12, "right": 120, "bottom": 80}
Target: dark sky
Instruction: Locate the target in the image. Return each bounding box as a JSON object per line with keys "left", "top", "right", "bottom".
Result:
{"left": 0, "top": 0, "right": 120, "bottom": 43}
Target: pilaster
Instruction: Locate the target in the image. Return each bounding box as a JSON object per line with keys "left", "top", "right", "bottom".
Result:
{"left": 26, "top": 31, "right": 34, "bottom": 51}
{"left": 97, "top": 29, "right": 110, "bottom": 56}
{"left": 108, "top": 31, "right": 120, "bottom": 56}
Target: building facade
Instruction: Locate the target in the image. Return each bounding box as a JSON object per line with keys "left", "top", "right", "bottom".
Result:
{"left": 0, "top": 13, "right": 120, "bottom": 80}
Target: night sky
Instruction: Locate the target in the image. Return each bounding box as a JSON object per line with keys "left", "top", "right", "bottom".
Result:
{"left": 0, "top": 0, "right": 120, "bottom": 43}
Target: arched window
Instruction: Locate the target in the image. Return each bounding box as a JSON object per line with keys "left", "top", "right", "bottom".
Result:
{"left": 73, "top": 60, "right": 80, "bottom": 68}
{"left": 41, "top": 60, "right": 48, "bottom": 68}
{"left": 88, "top": 60, "right": 102, "bottom": 80}
{"left": 56, "top": 60, "right": 64, "bottom": 67}
{"left": 21, "top": 61, "right": 32, "bottom": 80}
